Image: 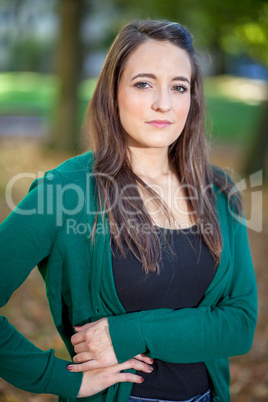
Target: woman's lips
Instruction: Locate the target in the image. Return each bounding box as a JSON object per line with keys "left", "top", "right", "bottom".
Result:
{"left": 146, "top": 120, "right": 172, "bottom": 128}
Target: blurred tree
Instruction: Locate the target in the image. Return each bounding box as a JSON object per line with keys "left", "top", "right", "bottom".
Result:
{"left": 195, "top": 0, "right": 268, "bottom": 180}
{"left": 48, "top": 0, "right": 83, "bottom": 152}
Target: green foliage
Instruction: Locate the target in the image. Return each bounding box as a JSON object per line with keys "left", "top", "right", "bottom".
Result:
{"left": 110, "top": 0, "right": 268, "bottom": 65}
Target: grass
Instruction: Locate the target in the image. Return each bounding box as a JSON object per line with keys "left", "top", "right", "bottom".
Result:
{"left": 204, "top": 75, "right": 267, "bottom": 143}
{"left": 205, "top": 97, "right": 264, "bottom": 143}
{"left": 0, "top": 72, "right": 96, "bottom": 123}
{"left": 0, "top": 72, "right": 266, "bottom": 143}
{"left": 0, "top": 73, "right": 58, "bottom": 116}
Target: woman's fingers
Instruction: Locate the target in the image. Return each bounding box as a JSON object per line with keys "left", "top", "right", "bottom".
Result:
{"left": 74, "top": 323, "right": 92, "bottom": 332}
{"left": 74, "top": 341, "right": 88, "bottom": 354}
{"left": 68, "top": 357, "right": 154, "bottom": 374}
{"left": 115, "top": 358, "right": 154, "bottom": 374}
{"left": 113, "top": 372, "right": 145, "bottom": 385}
{"left": 70, "top": 317, "right": 119, "bottom": 370}
{"left": 134, "top": 353, "right": 154, "bottom": 365}
{"left": 71, "top": 323, "right": 94, "bottom": 346}
{"left": 72, "top": 351, "right": 154, "bottom": 365}
{"left": 71, "top": 331, "right": 86, "bottom": 346}
{"left": 77, "top": 362, "right": 147, "bottom": 398}
{"left": 73, "top": 352, "right": 92, "bottom": 364}
{"left": 103, "top": 359, "right": 155, "bottom": 388}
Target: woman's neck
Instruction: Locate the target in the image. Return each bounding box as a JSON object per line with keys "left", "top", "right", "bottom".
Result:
{"left": 127, "top": 146, "right": 171, "bottom": 180}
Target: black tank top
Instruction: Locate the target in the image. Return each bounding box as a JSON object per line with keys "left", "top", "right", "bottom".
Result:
{"left": 111, "top": 224, "right": 216, "bottom": 400}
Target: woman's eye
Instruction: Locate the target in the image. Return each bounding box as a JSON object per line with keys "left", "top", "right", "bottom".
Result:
{"left": 173, "top": 85, "right": 188, "bottom": 93}
{"left": 134, "top": 81, "right": 150, "bottom": 89}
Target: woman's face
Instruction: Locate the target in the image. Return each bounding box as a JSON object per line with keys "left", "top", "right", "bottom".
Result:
{"left": 117, "top": 39, "right": 192, "bottom": 151}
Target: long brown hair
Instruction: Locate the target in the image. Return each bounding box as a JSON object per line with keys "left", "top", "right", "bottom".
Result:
{"left": 86, "top": 19, "right": 242, "bottom": 273}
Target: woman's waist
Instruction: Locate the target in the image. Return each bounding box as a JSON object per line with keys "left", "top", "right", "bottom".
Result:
{"left": 131, "top": 359, "right": 210, "bottom": 401}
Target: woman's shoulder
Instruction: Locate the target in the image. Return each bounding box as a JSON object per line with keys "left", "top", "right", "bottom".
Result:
{"left": 28, "top": 151, "right": 95, "bottom": 197}
{"left": 39, "top": 150, "right": 95, "bottom": 185}
{"left": 51, "top": 150, "right": 94, "bottom": 175}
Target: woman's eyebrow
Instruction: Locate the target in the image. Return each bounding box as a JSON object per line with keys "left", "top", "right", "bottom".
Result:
{"left": 172, "top": 76, "right": 191, "bottom": 85}
{"left": 131, "top": 73, "right": 190, "bottom": 85}
{"left": 131, "top": 73, "right": 156, "bottom": 81}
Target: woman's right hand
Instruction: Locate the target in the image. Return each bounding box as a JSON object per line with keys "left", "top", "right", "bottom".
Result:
{"left": 77, "top": 358, "right": 153, "bottom": 398}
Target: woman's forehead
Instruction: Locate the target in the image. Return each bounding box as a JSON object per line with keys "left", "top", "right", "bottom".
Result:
{"left": 121, "top": 40, "right": 192, "bottom": 81}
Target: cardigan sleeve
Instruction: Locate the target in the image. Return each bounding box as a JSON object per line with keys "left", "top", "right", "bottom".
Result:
{"left": 0, "top": 172, "right": 82, "bottom": 399}
{"left": 108, "top": 212, "right": 258, "bottom": 364}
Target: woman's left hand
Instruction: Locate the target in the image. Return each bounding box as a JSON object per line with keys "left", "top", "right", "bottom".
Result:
{"left": 69, "top": 318, "right": 153, "bottom": 372}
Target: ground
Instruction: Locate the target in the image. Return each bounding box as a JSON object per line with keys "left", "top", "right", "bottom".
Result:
{"left": 0, "top": 139, "right": 267, "bottom": 402}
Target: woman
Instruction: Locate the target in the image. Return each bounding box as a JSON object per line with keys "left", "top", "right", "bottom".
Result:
{"left": 0, "top": 20, "right": 257, "bottom": 402}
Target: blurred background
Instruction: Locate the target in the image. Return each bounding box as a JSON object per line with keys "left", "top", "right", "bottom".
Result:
{"left": 0, "top": 0, "right": 267, "bottom": 401}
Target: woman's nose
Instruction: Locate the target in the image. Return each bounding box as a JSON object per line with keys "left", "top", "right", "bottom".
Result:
{"left": 151, "top": 89, "right": 171, "bottom": 112}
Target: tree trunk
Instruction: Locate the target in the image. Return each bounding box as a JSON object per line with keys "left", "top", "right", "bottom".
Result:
{"left": 210, "top": 40, "right": 226, "bottom": 76}
{"left": 48, "top": 0, "right": 83, "bottom": 152}
{"left": 242, "top": 99, "right": 268, "bottom": 182}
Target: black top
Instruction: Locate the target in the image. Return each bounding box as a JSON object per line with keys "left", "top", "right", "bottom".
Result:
{"left": 111, "top": 224, "right": 216, "bottom": 400}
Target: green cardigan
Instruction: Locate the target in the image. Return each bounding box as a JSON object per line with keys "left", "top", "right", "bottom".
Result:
{"left": 0, "top": 151, "right": 257, "bottom": 402}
